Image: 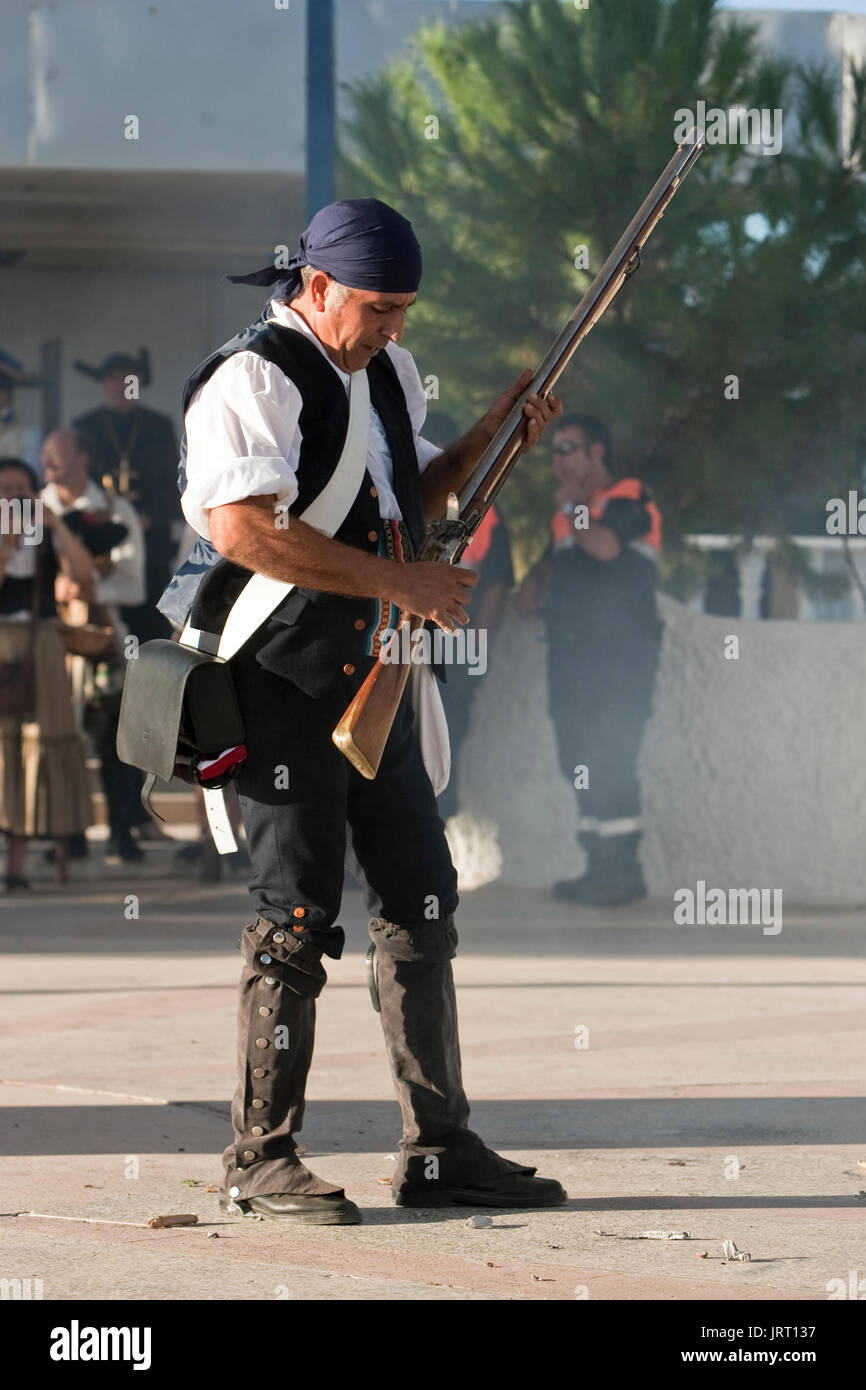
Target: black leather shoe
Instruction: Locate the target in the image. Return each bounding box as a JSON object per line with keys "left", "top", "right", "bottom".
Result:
{"left": 555, "top": 831, "right": 647, "bottom": 907}
{"left": 3, "top": 875, "right": 30, "bottom": 893}
{"left": 395, "top": 1173, "right": 567, "bottom": 1209}
{"left": 220, "top": 1191, "right": 361, "bottom": 1224}
{"left": 553, "top": 874, "right": 596, "bottom": 903}
{"left": 553, "top": 874, "right": 646, "bottom": 906}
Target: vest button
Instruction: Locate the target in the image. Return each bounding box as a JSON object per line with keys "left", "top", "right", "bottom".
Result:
{"left": 343, "top": 662, "right": 355, "bottom": 675}
{"left": 252, "top": 1068, "right": 266, "bottom": 1079}
{"left": 242, "top": 1150, "right": 256, "bottom": 1162}
{"left": 367, "top": 530, "right": 378, "bottom": 543}
{"left": 369, "top": 485, "right": 378, "bottom": 498}
{"left": 251, "top": 1126, "right": 265, "bottom": 1137}
{"left": 354, "top": 618, "right": 365, "bottom": 631}
{"left": 251, "top": 1098, "right": 266, "bottom": 1109}
{"left": 293, "top": 907, "right": 306, "bottom": 918}
{"left": 255, "top": 1037, "right": 269, "bottom": 1049}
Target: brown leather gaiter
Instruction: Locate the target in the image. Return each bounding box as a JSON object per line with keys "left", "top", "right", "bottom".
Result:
{"left": 368, "top": 915, "right": 470, "bottom": 1146}
{"left": 222, "top": 916, "right": 343, "bottom": 1199}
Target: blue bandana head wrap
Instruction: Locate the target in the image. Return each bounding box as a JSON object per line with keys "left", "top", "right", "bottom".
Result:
{"left": 228, "top": 197, "right": 422, "bottom": 300}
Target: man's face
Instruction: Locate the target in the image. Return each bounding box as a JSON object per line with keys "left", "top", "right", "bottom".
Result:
{"left": 101, "top": 369, "right": 130, "bottom": 409}
{"left": 315, "top": 285, "right": 417, "bottom": 373}
{"left": 551, "top": 425, "right": 597, "bottom": 502}
{"left": 42, "top": 432, "right": 88, "bottom": 489}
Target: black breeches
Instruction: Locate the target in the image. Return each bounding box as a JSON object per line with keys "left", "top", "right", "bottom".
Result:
{"left": 231, "top": 650, "right": 459, "bottom": 958}
{"left": 548, "top": 649, "right": 658, "bottom": 825}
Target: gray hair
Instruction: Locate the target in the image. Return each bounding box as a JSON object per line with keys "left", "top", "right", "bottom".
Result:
{"left": 297, "top": 264, "right": 351, "bottom": 309}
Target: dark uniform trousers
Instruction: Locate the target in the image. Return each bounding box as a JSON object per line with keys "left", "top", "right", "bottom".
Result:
{"left": 547, "top": 635, "right": 660, "bottom": 826}
{"left": 223, "top": 642, "right": 531, "bottom": 1200}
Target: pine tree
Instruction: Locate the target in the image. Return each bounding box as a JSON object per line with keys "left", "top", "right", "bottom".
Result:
{"left": 341, "top": 0, "right": 866, "bottom": 580}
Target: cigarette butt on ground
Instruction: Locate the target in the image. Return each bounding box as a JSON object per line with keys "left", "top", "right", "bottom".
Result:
{"left": 146, "top": 1213, "right": 199, "bottom": 1229}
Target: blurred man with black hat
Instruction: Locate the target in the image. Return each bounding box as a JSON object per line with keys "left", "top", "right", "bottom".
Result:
{"left": 73, "top": 349, "right": 179, "bottom": 641}
{"left": 157, "top": 197, "right": 564, "bottom": 1223}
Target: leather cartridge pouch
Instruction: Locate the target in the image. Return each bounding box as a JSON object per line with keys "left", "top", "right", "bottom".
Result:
{"left": 116, "top": 638, "right": 244, "bottom": 783}
{"left": 116, "top": 556, "right": 246, "bottom": 794}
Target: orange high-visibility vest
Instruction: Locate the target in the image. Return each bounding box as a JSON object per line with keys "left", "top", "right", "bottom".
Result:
{"left": 551, "top": 478, "right": 662, "bottom": 553}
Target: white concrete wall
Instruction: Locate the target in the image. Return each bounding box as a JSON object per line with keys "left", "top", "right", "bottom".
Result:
{"left": 448, "top": 594, "right": 866, "bottom": 906}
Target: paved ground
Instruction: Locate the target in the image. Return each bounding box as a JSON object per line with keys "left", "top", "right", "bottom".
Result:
{"left": 1, "top": 839, "right": 865, "bottom": 1301}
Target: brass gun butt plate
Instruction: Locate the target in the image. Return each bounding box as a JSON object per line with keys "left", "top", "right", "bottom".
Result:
{"left": 332, "top": 726, "right": 378, "bottom": 780}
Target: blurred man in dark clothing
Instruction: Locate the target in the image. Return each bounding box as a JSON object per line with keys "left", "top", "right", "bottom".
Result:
{"left": 73, "top": 349, "right": 179, "bottom": 641}
{"left": 41, "top": 428, "right": 149, "bottom": 863}
{"left": 425, "top": 413, "right": 515, "bottom": 820}
{"left": 518, "top": 414, "right": 662, "bottom": 906}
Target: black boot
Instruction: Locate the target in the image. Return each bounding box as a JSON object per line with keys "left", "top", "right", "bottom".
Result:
{"left": 555, "top": 832, "right": 646, "bottom": 907}
{"left": 370, "top": 915, "right": 567, "bottom": 1209}
{"left": 221, "top": 916, "right": 360, "bottom": 1224}
{"left": 553, "top": 831, "right": 599, "bottom": 903}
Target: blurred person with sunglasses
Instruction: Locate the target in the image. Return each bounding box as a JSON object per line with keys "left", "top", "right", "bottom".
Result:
{"left": 517, "top": 414, "right": 662, "bottom": 906}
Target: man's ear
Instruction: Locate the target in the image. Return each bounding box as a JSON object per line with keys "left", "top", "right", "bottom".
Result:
{"left": 309, "top": 271, "right": 335, "bottom": 311}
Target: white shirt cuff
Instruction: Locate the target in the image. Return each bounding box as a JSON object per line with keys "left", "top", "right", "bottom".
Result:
{"left": 415, "top": 436, "right": 443, "bottom": 473}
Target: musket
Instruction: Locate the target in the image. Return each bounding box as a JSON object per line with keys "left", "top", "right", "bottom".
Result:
{"left": 333, "top": 138, "right": 705, "bottom": 779}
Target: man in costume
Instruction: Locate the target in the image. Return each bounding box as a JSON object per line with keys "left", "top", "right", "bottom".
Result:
{"left": 161, "top": 198, "right": 565, "bottom": 1223}
{"left": 518, "top": 413, "right": 662, "bottom": 906}
{"left": 73, "top": 349, "right": 179, "bottom": 642}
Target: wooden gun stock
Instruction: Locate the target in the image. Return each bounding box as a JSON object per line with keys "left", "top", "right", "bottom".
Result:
{"left": 331, "top": 613, "right": 421, "bottom": 778}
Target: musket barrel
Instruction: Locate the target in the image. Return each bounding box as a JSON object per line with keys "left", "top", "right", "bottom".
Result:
{"left": 455, "top": 139, "right": 704, "bottom": 518}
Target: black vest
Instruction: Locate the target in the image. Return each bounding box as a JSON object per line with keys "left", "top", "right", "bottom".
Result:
{"left": 158, "top": 319, "right": 427, "bottom": 700}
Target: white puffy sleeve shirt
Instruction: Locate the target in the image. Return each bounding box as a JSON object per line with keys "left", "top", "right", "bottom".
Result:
{"left": 182, "top": 305, "right": 442, "bottom": 541}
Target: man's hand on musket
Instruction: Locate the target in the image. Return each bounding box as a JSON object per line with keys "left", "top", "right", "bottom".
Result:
{"left": 419, "top": 370, "right": 562, "bottom": 521}
{"left": 392, "top": 561, "right": 479, "bottom": 633}
{"left": 480, "top": 369, "right": 563, "bottom": 452}
{"left": 209, "top": 497, "right": 479, "bottom": 634}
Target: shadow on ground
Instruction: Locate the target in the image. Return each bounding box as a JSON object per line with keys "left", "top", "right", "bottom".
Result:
{"left": 7, "top": 1096, "right": 866, "bottom": 1155}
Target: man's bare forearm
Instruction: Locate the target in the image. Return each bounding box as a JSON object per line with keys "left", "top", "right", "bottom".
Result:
{"left": 209, "top": 496, "right": 409, "bottom": 604}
